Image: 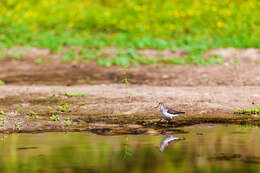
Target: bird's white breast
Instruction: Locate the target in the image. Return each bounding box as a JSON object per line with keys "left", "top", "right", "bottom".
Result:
{"left": 162, "top": 111, "right": 179, "bottom": 119}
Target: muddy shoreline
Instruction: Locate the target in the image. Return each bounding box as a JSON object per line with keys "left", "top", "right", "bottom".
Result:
{"left": 0, "top": 85, "right": 259, "bottom": 135}
{"left": 1, "top": 115, "right": 260, "bottom": 135}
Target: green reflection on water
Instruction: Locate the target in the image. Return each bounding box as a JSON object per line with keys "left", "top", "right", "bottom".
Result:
{"left": 1, "top": 125, "right": 260, "bottom": 173}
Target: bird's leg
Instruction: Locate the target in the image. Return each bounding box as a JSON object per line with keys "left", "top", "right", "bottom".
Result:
{"left": 158, "top": 119, "right": 162, "bottom": 123}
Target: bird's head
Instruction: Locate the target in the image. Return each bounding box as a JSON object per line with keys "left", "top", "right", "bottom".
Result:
{"left": 155, "top": 102, "right": 164, "bottom": 108}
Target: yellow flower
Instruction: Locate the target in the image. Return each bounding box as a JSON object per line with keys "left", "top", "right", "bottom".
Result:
{"left": 134, "top": 5, "right": 141, "bottom": 11}
{"left": 25, "top": 11, "right": 33, "bottom": 18}
{"left": 104, "top": 11, "right": 110, "bottom": 17}
{"left": 174, "top": 11, "right": 180, "bottom": 17}
{"left": 216, "top": 21, "right": 223, "bottom": 28}
{"left": 69, "top": 21, "right": 74, "bottom": 28}
{"left": 120, "top": 20, "right": 125, "bottom": 24}
{"left": 249, "top": 1, "right": 254, "bottom": 8}
{"left": 144, "top": 25, "right": 150, "bottom": 30}
{"left": 30, "top": 25, "right": 36, "bottom": 31}
{"left": 228, "top": 3, "right": 233, "bottom": 8}
{"left": 225, "top": 10, "right": 232, "bottom": 16}
{"left": 170, "top": 24, "right": 175, "bottom": 30}
{"left": 187, "top": 10, "right": 193, "bottom": 16}
{"left": 15, "top": 3, "right": 23, "bottom": 10}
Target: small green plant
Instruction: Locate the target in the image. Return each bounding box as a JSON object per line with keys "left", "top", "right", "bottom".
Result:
{"left": 98, "top": 58, "right": 113, "bottom": 67}
{"left": 122, "top": 65, "right": 134, "bottom": 102}
{"left": 47, "top": 106, "right": 53, "bottom": 110}
{"left": 123, "top": 65, "right": 129, "bottom": 88}
{"left": 15, "top": 122, "right": 21, "bottom": 130}
{"left": 234, "top": 106, "right": 260, "bottom": 115}
{"left": 64, "top": 120, "right": 72, "bottom": 126}
{"left": 170, "top": 46, "right": 178, "bottom": 53}
{"left": 58, "top": 103, "right": 69, "bottom": 112}
{"left": 50, "top": 114, "right": 60, "bottom": 121}
{"left": 8, "top": 53, "right": 23, "bottom": 59}
{"left": 63, "top": 91, "right": 86, "bottom": 97}
{"left": 29, "top": 110, "right": 39, "bottom": 119}
{"left": 0, "top": 110, "right": 4, "bottom": 115}
{"left": 16, "top": 107, "right": 23, "bottom": 113}
{"left": 0, "top": 48, "right": 6, "bottom": 59}
{"left": 120, "top": 137, "right": 133, "bottom": 159}
{"left": 79, "top": 48, "right": 99, "bottom": 61}
{"left": 234, "top": 59, "right": 242, "bottom": 66}
{"left": 0, "top": 118, "right": 7, "bottom": 125}
{"left": 161, "top": 57, "right": 186, "bottom": 65}
{"left": 206, "top": 55, "right": 224, "bottom": 65}
{"left": 255, "top": 60, "right": 260, "bottom": 65}
{"left": 80, "top": 101, "right": 86, "bottom": 106}
{"left": 120, "top": 148, "right": 133, "bottom": 159}
{"left": 136, "top": 56, "right": 158, "bottom": 65}
{"left": 34, "top": 58, "right": 44, "bottom": 64}
{"left": 62, "top": 49, "right": 79, "bottom": 62}
{"left": 0, "top": 80, "right": 5, "bottom": 85}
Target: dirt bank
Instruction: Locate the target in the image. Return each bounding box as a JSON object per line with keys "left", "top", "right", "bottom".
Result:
{"left": 0, "top": 85, "right": 259, "bottom": 134}
{"left": 1, "top": 47, "right": 260, "bottom": 86}
{"left": 1, "top": 61, "right": 260, "bottom": 86}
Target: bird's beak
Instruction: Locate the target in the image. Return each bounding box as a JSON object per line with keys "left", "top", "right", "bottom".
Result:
{"left": 154, "top": 104, "right": 159, "bottom": 108}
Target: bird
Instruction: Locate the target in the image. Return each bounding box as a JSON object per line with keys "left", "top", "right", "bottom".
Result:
{"left": 155, "top": 102, "right": 185, "bottom": 121}
{"left": 159, "top": 136, "right": 185, "bottom": 152}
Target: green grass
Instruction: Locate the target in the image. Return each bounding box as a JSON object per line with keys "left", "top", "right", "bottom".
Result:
{"left": 64, "top": 120, "right": 72, "bottom": 126}
{"left": 0, "top": 80, "right": 5, "bottom": 85}
{"left": 234, "top": 106, "right": 260, "bottom": 115}
{"left": 15, "top": 122, "right": 21, "bottom": 130}
{"left": 0, "top": 0, "right": 260, "bottom": 66}
{"left": 61, "top": 91, "right": 86, "bottom": 97}
{"left": 62, "top": 49, "right": 80, "bottom": 62}
{"left": 16, "top": 107, "right": 23, "bottom": 113}
{"left": 255, "top": 60, "right": 260, "bottom": 65}
{"left": 29, "top": 110, "right": 39, "bottom": 119}
{"left": 0, "top": 118, "right": 7, "bottom": 125}
{"left": 80, "top": 101, "right": 86, "bottom": 106}
{"left": 34, "top": 58, "right": 44, "bottom": 64}
{"left": 50, "top": 114, "right": 60, "bottom": 121}
{"left": 0, "top": 110, "right": 5, "bottom": 115}
{"left": 58, "top": 103, "right": 69, "bottom": 112}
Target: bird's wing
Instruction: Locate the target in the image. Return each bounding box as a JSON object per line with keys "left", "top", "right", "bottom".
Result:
{"left": 166, "top": 107, "right": 185, "bottom": 114}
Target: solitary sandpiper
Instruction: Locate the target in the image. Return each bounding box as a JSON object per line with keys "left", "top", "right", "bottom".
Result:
{"left": 155, "top": 102, "right": 185, "bottom": 121}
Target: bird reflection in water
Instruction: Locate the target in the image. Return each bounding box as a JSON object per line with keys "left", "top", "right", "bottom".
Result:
{"left": 159, "top": 136, "right": 185, "bottom": 152}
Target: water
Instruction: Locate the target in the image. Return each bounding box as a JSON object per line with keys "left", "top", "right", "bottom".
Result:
{"left": 1, "top": 124, "right": 260, "bottom": 173}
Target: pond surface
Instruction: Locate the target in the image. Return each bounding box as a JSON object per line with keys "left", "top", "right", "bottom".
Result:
{"left": 1, "top": 124, "right": 260, "bottom": 173}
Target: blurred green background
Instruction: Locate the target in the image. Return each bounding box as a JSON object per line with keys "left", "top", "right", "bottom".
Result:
{"left": 0, "top": 0, "right": 260, "bottom": 66}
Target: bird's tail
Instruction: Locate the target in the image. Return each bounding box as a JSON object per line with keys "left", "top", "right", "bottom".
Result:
{"left": 178, "top": 112, "right": 185, "bottom": 114}
{"left": 178, "top": 137, "right": 185, "bottom": 140}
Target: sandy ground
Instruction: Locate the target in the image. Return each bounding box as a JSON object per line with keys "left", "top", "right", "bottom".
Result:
{"left": 0, "top": 85, "right": 259, "bottom": 134}
{"left": 0, "top": 85, "right": 259, "bottom": 115}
